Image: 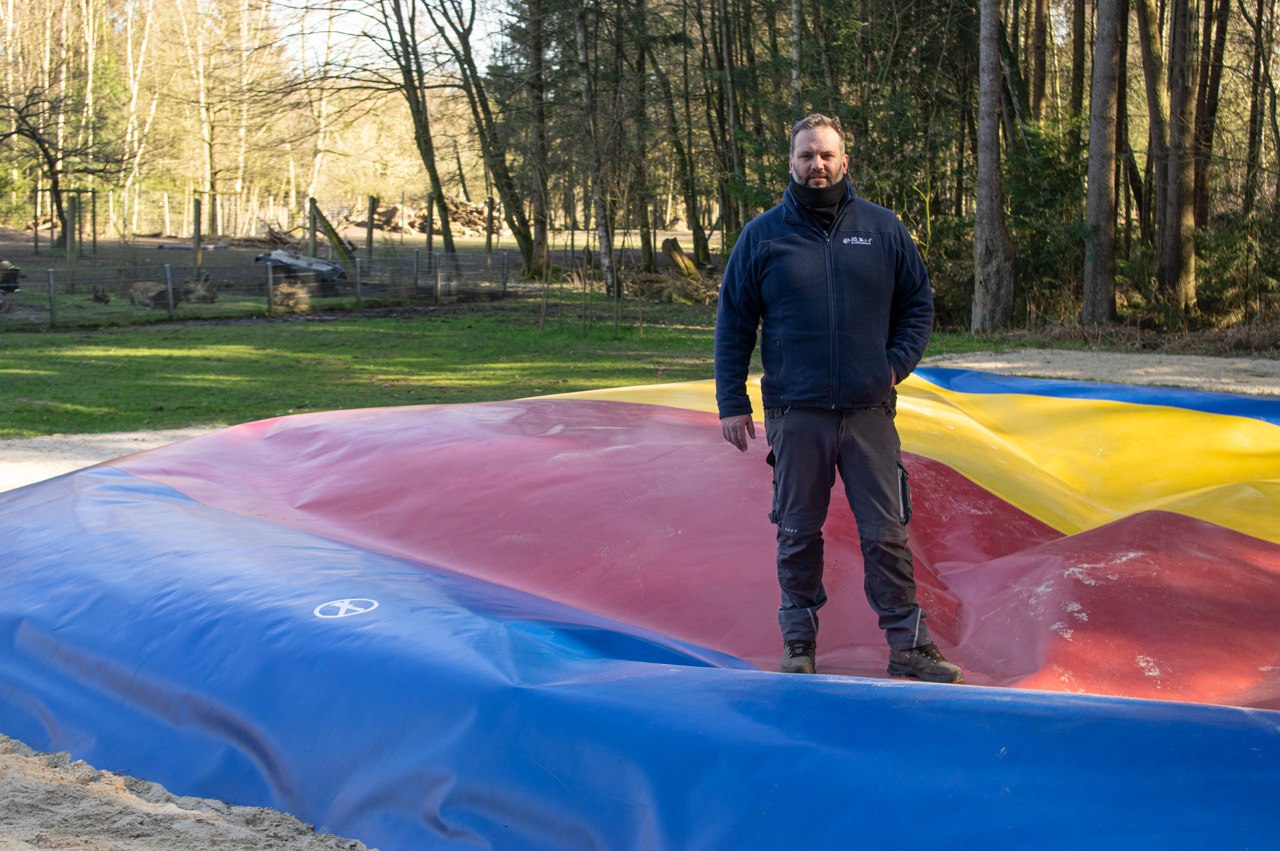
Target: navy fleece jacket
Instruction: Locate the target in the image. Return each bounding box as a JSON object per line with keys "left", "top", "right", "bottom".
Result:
{"left": 714, "top": 182, "right": 934, "bottom": 418}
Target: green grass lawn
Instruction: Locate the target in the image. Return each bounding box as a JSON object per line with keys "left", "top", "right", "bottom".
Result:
{"left": 1, "top": 295, "right": 1013, "bottom": 438}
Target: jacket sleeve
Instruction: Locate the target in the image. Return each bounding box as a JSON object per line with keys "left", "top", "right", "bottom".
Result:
{"left": 714, "top": 231, "right": 764, "bottom": 418}
{"left": 885, "top": 221, "right": 934, "bottom": 383}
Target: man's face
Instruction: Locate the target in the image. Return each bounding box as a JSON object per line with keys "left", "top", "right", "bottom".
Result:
{"left": 789, "top": 126, "right": 848, "bottom": 187}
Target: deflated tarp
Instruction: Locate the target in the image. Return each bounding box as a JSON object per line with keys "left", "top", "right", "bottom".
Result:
{"left": 1, "top": 371, "right": 1278, "bottom": 849}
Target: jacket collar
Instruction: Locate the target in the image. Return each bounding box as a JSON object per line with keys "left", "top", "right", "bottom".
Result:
{"left": 781, "top": 179, "right": 856, "bottom": 226}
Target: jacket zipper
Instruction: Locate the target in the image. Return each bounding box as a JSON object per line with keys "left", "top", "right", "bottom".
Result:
{"left": 825, "top": 234, "right": 837, "bottom": 407}
{"left": 797, "top": 194, "right": 848, "bottom": 410}
{"left": 824, "top": 201, "right": 850, "bottom": 409}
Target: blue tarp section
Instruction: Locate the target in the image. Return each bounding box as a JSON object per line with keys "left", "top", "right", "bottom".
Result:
{"left": 2, "top": 464, "right": 1279, "bottom": 848}
{"left": 916, "top": 366, "right": 1280, "bottom": 425}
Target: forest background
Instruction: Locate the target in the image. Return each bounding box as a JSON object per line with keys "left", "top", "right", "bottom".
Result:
{"left": 1, "top": 0, "right": 1278, "bottom": 333}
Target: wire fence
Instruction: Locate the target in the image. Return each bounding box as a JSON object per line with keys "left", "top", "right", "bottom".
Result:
{"left": 0, "top": 249, "right": 521, "bottom": 330}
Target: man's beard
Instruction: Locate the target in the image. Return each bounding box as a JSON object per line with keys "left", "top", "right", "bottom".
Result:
{"left": 791, "top": 164, "right": 847, "bottom": 187}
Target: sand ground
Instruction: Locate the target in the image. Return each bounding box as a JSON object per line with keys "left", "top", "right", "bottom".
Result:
{"left": 0, "top": 349, "right": 1276, "bottom": 849}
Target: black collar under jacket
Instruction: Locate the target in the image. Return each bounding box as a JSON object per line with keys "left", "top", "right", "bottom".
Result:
{"left": 781, "top": 179, "right": 856, "bottom": 234}
{"left": 787, "top": 178, "right": 850, "bottom": 230}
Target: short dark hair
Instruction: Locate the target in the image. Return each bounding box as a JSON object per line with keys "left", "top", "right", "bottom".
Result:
{"left": 789, "top": 114, "right": 845, "bottom": 155}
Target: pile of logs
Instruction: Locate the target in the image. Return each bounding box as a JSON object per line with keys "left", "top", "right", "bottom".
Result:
{"left": 345, "top": 204, "right": 415, "bottom": 234}
{"left": 230, "top": 224, "right": 303, "bottom": 250}
{"left": 346, "top": 195, "right": 503, "bottom": 238}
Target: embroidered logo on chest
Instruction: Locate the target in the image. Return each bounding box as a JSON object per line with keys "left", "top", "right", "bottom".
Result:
{"left": 842, "top": 236, "right": 873, "bottom": 246}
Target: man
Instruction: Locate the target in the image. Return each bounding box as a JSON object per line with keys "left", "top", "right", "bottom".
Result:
{"left": 714, "top": 113, "right": 962, "bottom": 683}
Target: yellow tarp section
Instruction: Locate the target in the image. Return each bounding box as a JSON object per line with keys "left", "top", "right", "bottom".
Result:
{"left": 559, "top": 376, "right": 1280, "bottom": 546}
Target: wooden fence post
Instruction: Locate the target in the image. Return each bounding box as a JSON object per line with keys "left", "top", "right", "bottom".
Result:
{"left": 193, "top": 199, "right": 203, "bottom": 276}
{"left": 164, "top": 264, "right": 176, "bottom": 321}
{"left": 47, "top": 270, "right": 56, "bottom": 329}
{"left": 308, "top": 198, "right": 318, "bottom": 257}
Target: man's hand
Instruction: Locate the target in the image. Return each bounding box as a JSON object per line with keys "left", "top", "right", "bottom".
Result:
{"left": 720, "top": 414, "right": 756, "bottom": 452}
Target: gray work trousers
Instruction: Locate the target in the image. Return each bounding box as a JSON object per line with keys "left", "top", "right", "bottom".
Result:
{"left": 763, "top": 401, "right": 930, "bottom": 651}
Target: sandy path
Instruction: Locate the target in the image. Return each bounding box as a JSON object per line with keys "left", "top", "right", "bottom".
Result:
{"left": 921, "top": 348, "right": 1280, "bottom": 397}
{"left": 0, "top": 349, "right": 1275, "bottom": 848}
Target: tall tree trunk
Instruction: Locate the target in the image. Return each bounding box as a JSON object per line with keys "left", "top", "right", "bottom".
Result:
{"left": 527, "top": 0, "right": 550, "bottom": 276}
{"left": 1241, "top": 0, "right": 1267, "bottom": 214}
{"left": 1134, "top": 0, "right": 1171, "bottom": 250}
{"left": 425, "top": 0, "right": 534, "bottom": 273}
{"left": 632, "top": 0, "right": 655, "bottom": 273}
{"left": 718, "top": 0, "right": 745, "bottom": 240}
{"left": 176, "top": 1, "right": 218, "bottom": 236}
{"left": 973, "top": 0, "right": 1017, "bottom": 331}
{"left": 679, "top": 0, "right": 710, "bottom": 266}
{"left": 1163, "top": 0, "right": 1198, "bottom": 316}
{"left": 1084, "top": 0, "right": 1123, "bottom": 325}
{"left": 1269, "top": 7, "right": 1280, "bottom": 205}
{"left": 651, "top": 45, "right": 705, "bottom": 270}
{"left": 693, "top": 0, "right": 730, "bottom": 243}
{"left": 1118, "top": 0, "right": 1141, "bottom": 254}
{"left": 77, "top": 0, "right": 100, "bottom": 208}
{"left": 120, "top": 0, "right": 157, "bottom": 237}
{"left": 790, "top": 0, "right": 801, "bottom": 111}
{"left": 1069, "top": 0, "right": 1087, "bottom": 152}
{"left": 998, "top": 22, "right": 1032, "bottom": 142}
{"left": 233, "top": 0, "right": 271, "bottom": 238}
{"left": 1263, "top": 0, "right": 1280, "bottom": 205}
{"left": 382, "top": 0, "right": 456, "bottom": 254}
{"left": 1192, "top": 0, "right": 1230, "bottom": 226}
{"left": 1031, "top": 0, "right": 1048, "bottom": 119}
{"left": 576, "top": 3, "right": 616, "bottom": 297}
{"left": 304, "top": 4, "right": 338, "bottom": 207}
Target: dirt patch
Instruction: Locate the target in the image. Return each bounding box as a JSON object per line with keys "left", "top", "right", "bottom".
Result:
{"left": 0, "top": 735, "right": 369, "bottom": 850}
{"left": 1, "top": 427, "right": 224, "bottom": 493}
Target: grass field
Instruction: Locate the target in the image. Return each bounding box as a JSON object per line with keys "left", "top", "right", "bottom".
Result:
{"left": 8, "top": 230, "right": 1272, "bottom": 440}
{"left": 0, "top": 293, "right": 1016, "bottom": 439}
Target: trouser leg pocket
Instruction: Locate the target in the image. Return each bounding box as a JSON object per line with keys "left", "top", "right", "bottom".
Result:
{"left": 897, "top": 461, "right": 912, "bottom": 525}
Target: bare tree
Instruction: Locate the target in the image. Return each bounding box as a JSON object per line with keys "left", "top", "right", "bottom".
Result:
{"left": 174, "top": 0, "right": 220, "bottom": 234}
{"left": 119, "top": 0, "right": 159, "bottom": 236}
{"left": 359, "top": 0, "right": 457, "bottom": 253}
{"left": 423, "top": 0, "right": 535, "bottom": 273}
{"left": 1, "top": 91, "right": 73, "bottom": 242}
{"left": 300, "top": 3, "right": 341, "bottom": 205}
{"left": 0, "top": 0, "right": 120, "bottom": 246}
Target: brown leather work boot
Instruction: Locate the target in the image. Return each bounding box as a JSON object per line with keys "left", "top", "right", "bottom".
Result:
{"left": 887, "top": 643, "right": 964, "bottom": 683}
